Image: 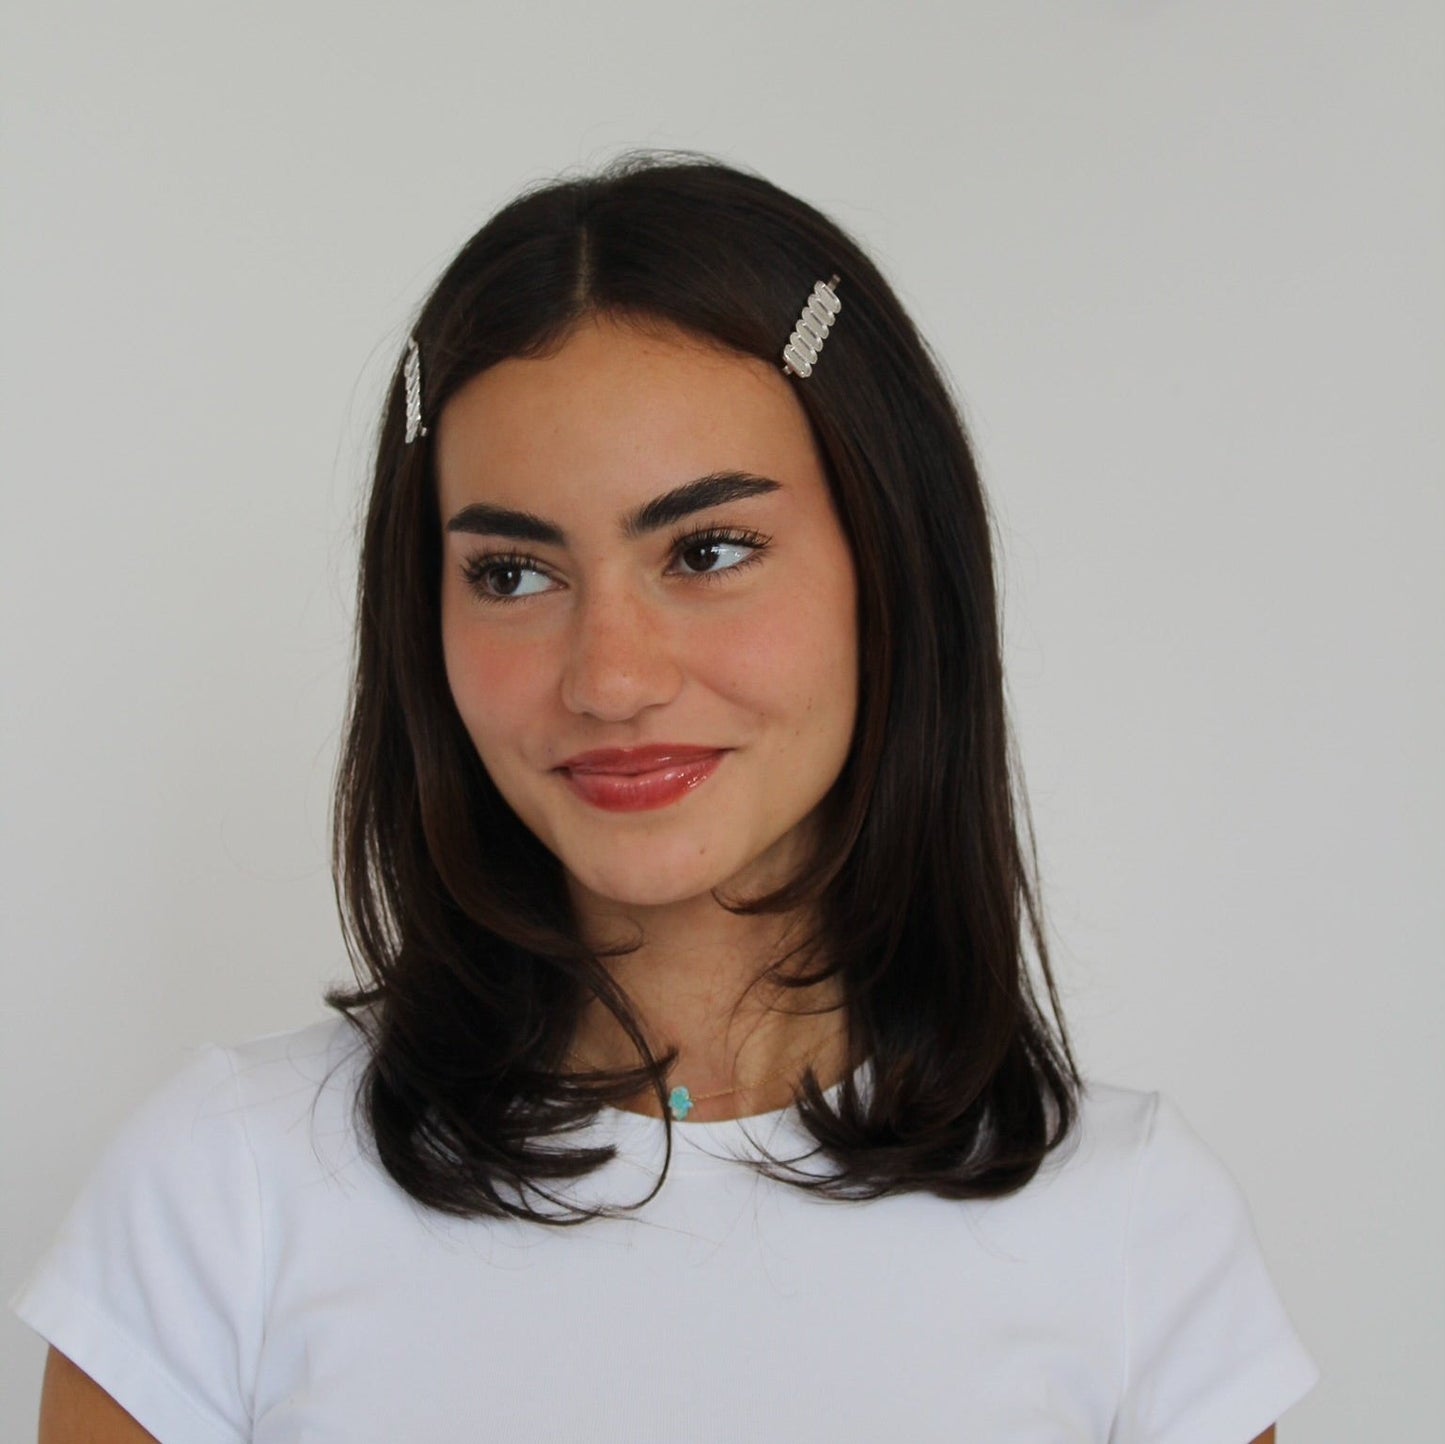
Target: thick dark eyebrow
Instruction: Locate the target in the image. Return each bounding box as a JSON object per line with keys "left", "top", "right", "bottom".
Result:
{"left": 443, "top": 471, "right": 783, "bottom": 547}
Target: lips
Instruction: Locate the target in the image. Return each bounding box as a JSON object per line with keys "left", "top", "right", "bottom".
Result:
{"left": 559, "top": 745, "right": 726, "bottom": 775}
{"left": 559, "top": 751, "right": 726, "bottom": 812}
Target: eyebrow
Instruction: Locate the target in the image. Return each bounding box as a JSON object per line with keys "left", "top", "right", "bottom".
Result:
{"left": 443, "top": 470, "right": 783, "bottom": 547}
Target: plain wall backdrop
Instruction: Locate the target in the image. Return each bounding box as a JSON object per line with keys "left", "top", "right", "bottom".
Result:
{"left": 3, "top": 2, "right": 1440, "bottom": 1438}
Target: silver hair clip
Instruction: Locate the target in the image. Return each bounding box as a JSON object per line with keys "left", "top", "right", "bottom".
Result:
{"left": 403, "top": 336, "right": 428, "bottom": 444}
{"left": 781, "top": 274, "right": 842, "bottom": 379}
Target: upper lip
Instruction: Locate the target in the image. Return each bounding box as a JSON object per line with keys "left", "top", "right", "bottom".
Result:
{"left": 558, "top": 745, "right": 726, "bottom": 774}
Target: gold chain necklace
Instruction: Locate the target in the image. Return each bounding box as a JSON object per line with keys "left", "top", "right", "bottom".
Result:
{"left": 565, "top": 1047, "right": 822, "bottom": 1122}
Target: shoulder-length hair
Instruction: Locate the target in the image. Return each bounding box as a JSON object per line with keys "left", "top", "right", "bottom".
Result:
{"left": 325, "top": 148, "right": 1081, "bottom": 1225}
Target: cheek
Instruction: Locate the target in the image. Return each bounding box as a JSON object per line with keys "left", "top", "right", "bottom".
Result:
{"left": 702, "top": 583, "right": 858, "bottom": 731}
{"left": 441, "top": 620, "right": 546, "bottom": 748}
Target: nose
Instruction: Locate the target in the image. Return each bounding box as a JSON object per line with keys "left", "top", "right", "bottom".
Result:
{"left": 559, "top": 581, "right": 686, "bottom": 722}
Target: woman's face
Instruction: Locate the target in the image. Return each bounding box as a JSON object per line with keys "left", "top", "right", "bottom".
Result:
{"left": 434, "top": 312, "right": 858, "bottom": 914}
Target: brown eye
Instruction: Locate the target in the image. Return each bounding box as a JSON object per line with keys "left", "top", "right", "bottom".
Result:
{"left": 670, "top": 529, "right": 774, "bottom": 578}
{"left": 458, "top": 525, "right": 770, "bottom": 606}
{"left": 460, "top": 553, "right": 551, "bottom": 603}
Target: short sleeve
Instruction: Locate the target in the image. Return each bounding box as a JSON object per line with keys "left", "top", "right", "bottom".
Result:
{"left": 9, "top": 1044, "right": 261, "bottom": 1444}
{"left": 1111, "top": 1092, "right": 1321, "bottom": 1444}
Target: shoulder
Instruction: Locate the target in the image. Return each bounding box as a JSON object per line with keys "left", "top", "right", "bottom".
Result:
{"left": 40, "top": 1011, "right": 375, "bottom": 1266}
{"left": 1077, "top": 1082, "right": 1323, "bottom": 1440}
{"left": 219, "top": 1010, "right": 370, "bottom": 1115}
{"left": 976, "top": 1078, "right": 1277, "bottom": 1303}
{"left": 1066, "top": 1076, "right": 1162, "bottom": 1163}
{"left": 934, "top": 1079, "right": 1166, "bottom": 1280}
{"left": 211, "top": 1011, "right": 375, "bottom": 1188}
{"left": 8, "top": 1020, "right": 369, "bottom": 1444}
{"left": 1041, "top": 1080, "right": 1275, "bottom": 1289}
{"left": 1103, "top": 1084, "right": 1260, "bottom": 1261}
{"left": 1038, "top": 1079, "right": 1243, "bottom": 1213}
{"left": 103, "top": 1012, "right": 369, "bottom": 1168}
{"left": 1013, "top": 1076, "right": 1161, "bottom": 1217}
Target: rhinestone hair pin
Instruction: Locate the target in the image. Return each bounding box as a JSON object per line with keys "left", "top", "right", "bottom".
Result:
{"left": 403, "top": 336, "right": 428, "bottom": 444}
{"left": 781, "top": 274, "right": 842, "bottom": 379}
{"left": 402, "top": 271, "right": 842, "bottom": 445}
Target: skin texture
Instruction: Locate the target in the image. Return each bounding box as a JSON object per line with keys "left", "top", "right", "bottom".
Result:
{"left": 435, "top": 312, "right": 860, "bottom": 1117}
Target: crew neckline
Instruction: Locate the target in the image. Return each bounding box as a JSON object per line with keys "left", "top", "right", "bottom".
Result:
{"left": 593, "top": 1056, "right": 873, "bottom": 1174}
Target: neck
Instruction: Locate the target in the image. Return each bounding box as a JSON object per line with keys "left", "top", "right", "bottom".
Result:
{"left": 562, "top": 839, "right": 849, "bottom": 1121}
{"left": 571, "top": 1003, "right": 851, "bottom": 1122}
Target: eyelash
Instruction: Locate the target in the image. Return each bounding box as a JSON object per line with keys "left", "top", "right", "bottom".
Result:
{"left": 458, "top": 525, "right": 772, "bottom": 606}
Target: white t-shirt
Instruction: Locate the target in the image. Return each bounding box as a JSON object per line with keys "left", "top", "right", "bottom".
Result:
{"left": 11, "top": 1016, "right": 1319, "bottom": 1443}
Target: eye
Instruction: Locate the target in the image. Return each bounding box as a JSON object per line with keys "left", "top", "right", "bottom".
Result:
{"left": 459, "top": 525, "right": 771, "bottom": 606}
{"left": 459, "top": 552, "right": 552, "bottom": 604}
{"left": 674, "top": 527, "right": 770, "bottom": 582}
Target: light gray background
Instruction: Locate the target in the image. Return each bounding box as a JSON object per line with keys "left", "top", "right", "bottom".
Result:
{"left": 3, "top": 3, "right": 1440, "bottom": 1438}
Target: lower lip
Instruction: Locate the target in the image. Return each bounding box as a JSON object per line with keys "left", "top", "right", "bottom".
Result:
{"left": 559, "top": 752, "right": 726, "bottom": 812}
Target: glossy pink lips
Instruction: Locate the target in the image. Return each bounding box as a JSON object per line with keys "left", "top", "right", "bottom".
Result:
{"left": 560, "top": 752, "right": 725, "bottom": 812}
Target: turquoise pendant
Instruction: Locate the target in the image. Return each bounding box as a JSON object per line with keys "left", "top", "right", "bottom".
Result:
{"left": 667, "top": 1085, "right": 694, "bottom": 1121}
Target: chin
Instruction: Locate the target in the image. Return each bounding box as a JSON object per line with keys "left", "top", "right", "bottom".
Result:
{"left": 568, "top": 864, "right": 731, "bottom": 912}
{"left": 561, "top": 837, "right": 758, "bottom": 911}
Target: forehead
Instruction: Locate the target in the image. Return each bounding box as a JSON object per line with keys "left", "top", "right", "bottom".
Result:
{"left": 434, "top": 313, "right": 823, "bottom": 509}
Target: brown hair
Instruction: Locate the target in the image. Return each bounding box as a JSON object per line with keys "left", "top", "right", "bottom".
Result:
{"left": 325, "top": 148, "right": 1082, "bottom": 1224}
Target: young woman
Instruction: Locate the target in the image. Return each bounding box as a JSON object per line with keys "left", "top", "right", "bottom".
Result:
{"left": 15, "top": 151, "right": 1319, "bottom": 1442}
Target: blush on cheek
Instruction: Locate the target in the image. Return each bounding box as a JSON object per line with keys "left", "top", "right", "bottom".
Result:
{"left": 443, "top": 632, "right": 540, "bottom": 729}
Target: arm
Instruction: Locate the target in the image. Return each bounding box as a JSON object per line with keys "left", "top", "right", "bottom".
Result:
{"left": 17, "top": 1045, "right": 261, "bottom": 1443}
{"left": 38, "top": 1347, "right": 160, "bottom": 1444}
